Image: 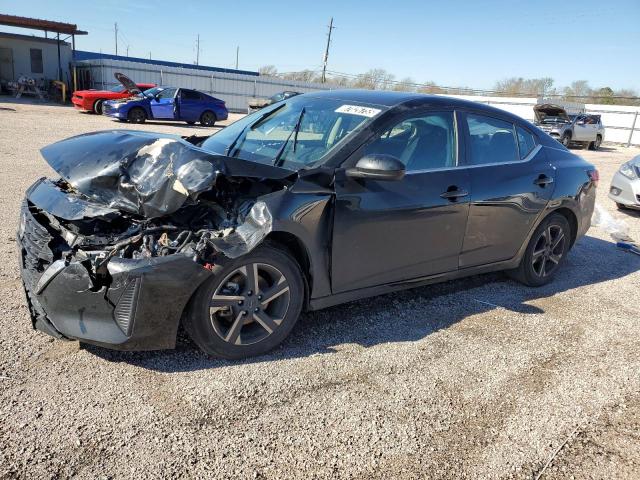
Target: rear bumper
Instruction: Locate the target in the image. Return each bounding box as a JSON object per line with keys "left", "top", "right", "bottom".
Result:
{"left": 17, "top": 198, "right": 212, "bottom": 351}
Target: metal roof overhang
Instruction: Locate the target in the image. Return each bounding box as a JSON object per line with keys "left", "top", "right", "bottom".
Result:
{"left": 0, "top": 14, "right": 87, "bottom": 35}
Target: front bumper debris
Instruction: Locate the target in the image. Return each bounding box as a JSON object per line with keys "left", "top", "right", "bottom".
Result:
{"left": 17, "top": 201, "right": 212, "bottom": 350}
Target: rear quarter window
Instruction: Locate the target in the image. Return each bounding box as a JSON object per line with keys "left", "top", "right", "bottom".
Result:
{"left": 516, "top": 126, "right": 537, "bottom": 159}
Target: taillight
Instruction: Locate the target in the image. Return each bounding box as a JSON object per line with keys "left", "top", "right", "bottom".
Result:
{"left": 588, "top": 169, "right": 599, "bottom": 187}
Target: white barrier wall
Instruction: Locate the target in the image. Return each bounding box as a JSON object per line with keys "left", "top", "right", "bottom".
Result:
{"left": 75, "top": 58, "right": 331, "bottom": 112}
{"left": 438, "top": 94, "right": 640, "bottom": 146}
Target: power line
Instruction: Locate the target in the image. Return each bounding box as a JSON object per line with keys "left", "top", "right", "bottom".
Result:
{"left": 319, "top": 70, "right": 640, "bottom": 100}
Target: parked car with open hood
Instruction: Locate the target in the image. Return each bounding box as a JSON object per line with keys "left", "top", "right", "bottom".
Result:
{"left": 71, "top": 73, "right": 155, "bottom": 115}
{"left": 102, "top": 73, "right": 228, "bottom": 127}
{"left": 609, "top": 155, "right": 640, "bottom": 210}
{"left": 534, "top": 104, "right": 604, "bottom": 150}
{"left": 247, "top": 91, "right": 301, "bottom": 113}
{"left": 17, "top": 90, "right": 597, "bottom": 359}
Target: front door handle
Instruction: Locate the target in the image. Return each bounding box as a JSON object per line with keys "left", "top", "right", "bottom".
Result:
{"left": 534, "top": 174, "right": 554, "bottom": 187}
{"left": 440, "top": 187, "right": 469, "bottom": 200}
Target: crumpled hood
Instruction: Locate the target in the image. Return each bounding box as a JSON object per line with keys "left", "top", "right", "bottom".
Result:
{"left": 40, "top": 130, "right": 294, "bottom": 218}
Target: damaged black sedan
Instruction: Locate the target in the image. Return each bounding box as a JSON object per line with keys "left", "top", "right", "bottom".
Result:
{"left": 18, "top": 91, "right": 597, "bottom": 359}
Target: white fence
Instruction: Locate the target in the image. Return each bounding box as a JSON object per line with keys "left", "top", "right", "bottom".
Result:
{"left": 74, "top": 58, "right": 331, "bottom": 112}
{"left": 438, "top": 94, "right": 640, "bottom": 146}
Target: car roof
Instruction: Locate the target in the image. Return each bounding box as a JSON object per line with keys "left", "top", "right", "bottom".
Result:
{"left": 303, "top": 89, "right": 529, "bottom": 122}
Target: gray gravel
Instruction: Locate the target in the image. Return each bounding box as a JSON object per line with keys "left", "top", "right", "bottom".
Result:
{"left": 1, "top": 98, "right": 639, "bottom": 479}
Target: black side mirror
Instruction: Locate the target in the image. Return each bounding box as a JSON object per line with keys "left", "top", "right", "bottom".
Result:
{"left": 346, "top": 154, "right": 405, "bottom": 181}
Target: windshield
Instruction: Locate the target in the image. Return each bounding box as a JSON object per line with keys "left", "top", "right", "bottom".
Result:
{"left": 107, "top": 85, "right": 125, "bottom": 93}
{"left": 201, "top": 95, "right": 385, "bottom": 170}
{"left": 142, "top": 87, "right": 164, "bottom": 98}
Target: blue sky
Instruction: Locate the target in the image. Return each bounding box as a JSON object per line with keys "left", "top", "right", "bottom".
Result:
{"left": 1, "top": 0, "right": 638, "bottom": 90}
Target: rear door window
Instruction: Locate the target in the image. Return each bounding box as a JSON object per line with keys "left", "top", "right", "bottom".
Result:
{"left": 181, "top": 89, "right": 201, "bottom": 101}
{"left": 466, "top": 114, "right": 519, "bottom": 165}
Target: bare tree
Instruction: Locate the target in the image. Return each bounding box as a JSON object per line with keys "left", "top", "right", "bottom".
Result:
{"left": 494, "top": 77, "right": 554, "bottom": 96}
{"left": 393, "top": 77, "right": 416, "bottom": 92}
{"left": 258, "top": 65, "right": 278, "bottom": 77}
{"left": 563, "top": 80, "right": 591, "bottom": 100}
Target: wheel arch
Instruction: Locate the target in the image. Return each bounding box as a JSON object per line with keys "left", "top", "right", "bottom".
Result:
{"left": 200, "top": 109, "right": 217, "bottom": 120}
{"left": 546, "top": 207, "right": 579, "bottom": 248}
{"left": 264, "top": 231, "right": 312, "bottom": 309}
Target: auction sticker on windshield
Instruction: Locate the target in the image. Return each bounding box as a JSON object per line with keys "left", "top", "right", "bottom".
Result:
{"left": 335, "top": 105, "right": 381, "bottom": 117}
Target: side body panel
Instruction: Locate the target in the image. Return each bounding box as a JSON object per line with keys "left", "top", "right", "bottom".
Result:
{"left": 332, "top": 169, "right": 471, "bottom": 292}
{"left": 459, "top": 146, "right": 556, "bottom": 267}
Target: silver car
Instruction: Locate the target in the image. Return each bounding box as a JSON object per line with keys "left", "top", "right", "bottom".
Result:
{"left": 534, "top": 104, "right": 605, "bottom": 150}
{"left": 609, "top": 155, "right": 640, "bottom": 210}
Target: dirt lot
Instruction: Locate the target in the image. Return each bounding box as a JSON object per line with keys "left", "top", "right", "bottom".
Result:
{"left": 0, "top": 98, "right": 639, "bottom": 479}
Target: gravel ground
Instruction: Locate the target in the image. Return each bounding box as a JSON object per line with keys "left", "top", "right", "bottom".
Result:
{"left": 0, "top": 98, "right": 639, "bottom": 479}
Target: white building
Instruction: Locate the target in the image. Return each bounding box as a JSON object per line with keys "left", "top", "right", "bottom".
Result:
{"left": 0, "top": 31, "right": 72, "bottom": 84}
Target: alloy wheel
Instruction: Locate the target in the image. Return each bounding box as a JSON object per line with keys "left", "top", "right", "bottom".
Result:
{"left": 594, "top": 136, "right": 601, "bottom": 150}
{"left": 209, "top": 263, "right": 291, "bottom": 346}
{"left": 531, "top": 225, "right": 565, "bottom": 278}
{"left": 201, "top": 112, "right": 215, "bottom": 127}
{"left": 129, "top": 109, "right": 145, "bottom": 123}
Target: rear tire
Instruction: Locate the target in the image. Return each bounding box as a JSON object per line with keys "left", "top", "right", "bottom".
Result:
{"left": 127, "top": 107, "right": 146, "bottom": 124}
{"left": 509, "top": 213, "right": 571, "bottom": 287}
{"left": 200, "top": 110, "right": 216, "bottom": 127}
{"left": 93, "top": 99, "right": 104, "bottom": 115}
{"left": 589, "top": 135, "right": 602, "bottom": 151}
{"left": 184, "top": 245, "right": 304, "bottom": 359}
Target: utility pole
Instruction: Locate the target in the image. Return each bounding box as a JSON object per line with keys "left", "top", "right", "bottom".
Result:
{"left": 195, "top": 34, "right": 200, "bottom": 65}
{"left": 149, "top": 52, "right": 151, "bottom": 60}
{"left": 235, "top": 46, "right": 239, "bottom": 70}
{"left": 321, "top": 17, "right": 335, "bottom": 83}
{"left": 114, "top": 22, "right": 118, "bottom": 55}
{"left": 126, "top": 45, "right": 129, "bottom": 57}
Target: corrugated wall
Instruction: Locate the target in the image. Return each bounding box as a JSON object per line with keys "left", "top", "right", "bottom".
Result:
{"left": 74, "top": 58, "right": 331, "bottom": 112}
{"left": 73, "top": 59, "right": 640, "bottom": 145}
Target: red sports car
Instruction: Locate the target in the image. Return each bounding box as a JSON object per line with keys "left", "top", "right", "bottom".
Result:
{"left": 72, "top": 81, "right": 156, "bottom": 115}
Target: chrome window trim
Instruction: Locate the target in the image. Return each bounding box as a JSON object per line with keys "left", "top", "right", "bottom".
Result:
{"left": 405, "top": 144, "right": 542, "bottom": 176}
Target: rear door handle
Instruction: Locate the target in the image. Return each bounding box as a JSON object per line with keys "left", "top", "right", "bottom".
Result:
{"left": 534, "top": 174, "right": 554, "bottom": 187}
{"left": 440, "top": 187, "right": 469, "bottom": 200}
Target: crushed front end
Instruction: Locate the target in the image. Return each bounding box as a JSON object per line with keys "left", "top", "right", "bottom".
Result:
{"left": 17, "top": 131, "right": 293, "bottom": 350}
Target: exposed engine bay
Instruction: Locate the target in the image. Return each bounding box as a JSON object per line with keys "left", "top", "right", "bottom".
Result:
{"left": 26, "top": 130, "right": 296, "bottom": 291}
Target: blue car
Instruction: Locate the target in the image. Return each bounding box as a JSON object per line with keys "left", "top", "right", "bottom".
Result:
{"left": 103, "top": 73, "right": 228, "bottom": 127}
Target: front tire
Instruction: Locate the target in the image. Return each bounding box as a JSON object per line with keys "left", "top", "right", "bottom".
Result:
{"left": 561, "top": 133, "right": 571, "bottom": 147}
{"left": 93, "top": 99, "right": 104, "bottom": 115}
{"left": 184, "top": 245, "right": 304, "bottom": 359}
{"left": 510, "top": 213, "right": 571, "bottom": 287}
{"left": 127, "top": 107, "right": 146, "bottom": 124}
{"left": 200, "top": 110, "right": 216, "bottom": 127}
